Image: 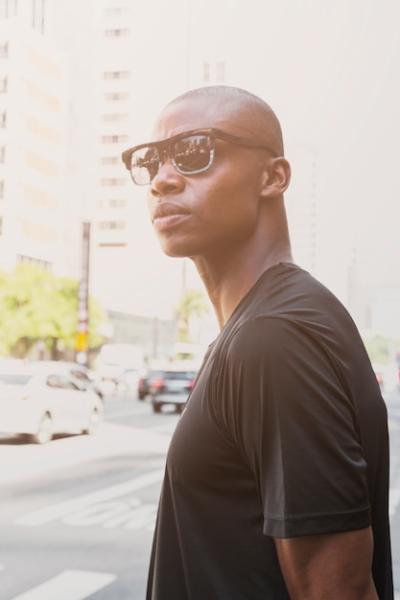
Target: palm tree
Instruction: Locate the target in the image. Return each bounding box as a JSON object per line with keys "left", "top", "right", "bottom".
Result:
{"left": 175, "top": 289, "right": 209, "bottom": 343}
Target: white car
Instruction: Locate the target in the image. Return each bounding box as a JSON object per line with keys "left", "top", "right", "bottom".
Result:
{"left": 0, "top": 362, "right": 103, "bottom": 444}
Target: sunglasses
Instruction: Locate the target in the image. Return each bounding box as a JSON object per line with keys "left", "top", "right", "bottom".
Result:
{"left": 121, "top": 128, "right": 278, "bottom": 186}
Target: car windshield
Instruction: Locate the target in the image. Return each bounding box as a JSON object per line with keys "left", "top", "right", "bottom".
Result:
{"left": 71, "top": 369, "right": 92, "bottom": 383}
{"left": 0, "top": 373, "right": 32, "bottom": 385}
{"left": 164, "top": 372, "right": 196, "bottom": 380}
{"left": 148, "top": 371, "right": 164, "bottom": 379}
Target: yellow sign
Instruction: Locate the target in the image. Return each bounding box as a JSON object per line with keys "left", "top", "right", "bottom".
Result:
{"left": 75, "top": 331, "right": 88, "bottom": 352}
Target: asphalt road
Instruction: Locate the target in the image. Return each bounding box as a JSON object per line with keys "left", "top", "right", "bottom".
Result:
{"left": 0, "top": 390, "right": 399, "bottom": 600}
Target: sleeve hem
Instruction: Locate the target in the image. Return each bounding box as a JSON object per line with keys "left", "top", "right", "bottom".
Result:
{"left": 263, "top": 506, "right": 371, "bottom": 539}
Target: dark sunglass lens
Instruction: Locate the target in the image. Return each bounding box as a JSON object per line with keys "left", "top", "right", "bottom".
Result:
{"left": 131, "top": 146, "right": 160, "bottom": 184}
{"left": 173, "top": 135, "right": 212, "bottom": 173}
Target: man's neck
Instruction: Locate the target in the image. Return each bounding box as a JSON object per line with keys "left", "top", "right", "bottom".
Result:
{"left": 193, "top": 238, "right": 293, "bottom": 329}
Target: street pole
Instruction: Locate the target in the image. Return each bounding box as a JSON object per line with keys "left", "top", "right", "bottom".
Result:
{"left": 75, "top": 221, "right": 91, "bottom": 366}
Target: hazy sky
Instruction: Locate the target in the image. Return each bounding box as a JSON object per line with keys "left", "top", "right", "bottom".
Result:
{"left": 54, "top": 0, "right": 400, "bottom": 330}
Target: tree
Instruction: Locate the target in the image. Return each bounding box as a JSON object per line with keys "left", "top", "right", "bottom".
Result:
{"left": 0, "top": 264, "right": 106, "bottom": 358}
{"left": 175, "top": 289, "right": 209, "bottom": 343}
{"left": 363, "top": 334, "right": 397, "bottom": 366}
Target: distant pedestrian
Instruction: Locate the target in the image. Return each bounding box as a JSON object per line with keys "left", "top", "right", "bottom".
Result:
{"left": 122, "top": 86, "right": 393, "bottom": 600}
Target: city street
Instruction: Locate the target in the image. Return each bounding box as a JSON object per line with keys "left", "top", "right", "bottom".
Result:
{"left": 0, "top": 390, "right": 399, "bottom": 600}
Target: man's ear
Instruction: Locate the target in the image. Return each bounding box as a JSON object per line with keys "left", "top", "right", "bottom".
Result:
{"left": 260, "top": 157, "right": 291, "bottom": 199}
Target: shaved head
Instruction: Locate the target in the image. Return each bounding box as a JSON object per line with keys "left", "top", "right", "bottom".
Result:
{"left": 148, "top": 84, "right": 292, "bottom": 266}
{"left": 163, "top": 85, "right": 284, "bottom": 156}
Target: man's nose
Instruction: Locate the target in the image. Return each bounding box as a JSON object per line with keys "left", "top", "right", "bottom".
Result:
{"left": 150, "top": 161, "right": 186, "bottom": 196}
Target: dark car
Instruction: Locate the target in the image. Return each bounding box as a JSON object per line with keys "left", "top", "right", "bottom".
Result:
{"left": 138, "top": 373, "right": 150, "bottom": 400}
{"left": 138, "top": 370, "right": 164, "bottom": 400}
{"left": 149, "top": 369, "right": 196, "bottom": 413}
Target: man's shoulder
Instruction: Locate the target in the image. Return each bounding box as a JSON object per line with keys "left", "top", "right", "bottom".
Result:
{"left": 224, "top": 316, "right": 302, "bottom": 367}
{"left": 236, "top": 264, "right": 355, "bottom": 338}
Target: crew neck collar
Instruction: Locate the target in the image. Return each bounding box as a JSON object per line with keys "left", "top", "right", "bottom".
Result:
{"left": 221, "top": 261, "right": 298, "bottom": 332}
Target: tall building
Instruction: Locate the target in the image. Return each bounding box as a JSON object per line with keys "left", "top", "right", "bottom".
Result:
{"left": 0, "top": 15, "right": 73, "bottom": 275}
{"left": 73, "top": 0, "right": 188, "bottom": 319}
{"left": 0, "top": 0, "right": 51, "bottom": 35}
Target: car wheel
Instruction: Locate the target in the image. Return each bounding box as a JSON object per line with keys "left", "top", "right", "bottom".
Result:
{"left": 138, "top": 392, "right": 145, "bottom": 400}
{"left": 32, "top": 414, "right": 53, "bottom": 444}
{"left": 152, "top": 402, "right": 162, "bottom": 414}
{"left": 82, "top": 408, "right": 102, "bottom": 435}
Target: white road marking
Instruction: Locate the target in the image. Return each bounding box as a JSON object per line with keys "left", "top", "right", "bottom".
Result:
{"left": 9, "top": 570, "right": 115, "bottom": 600}
{"left": 63, "top": 500, "right": 136, "bottom": 527}
{"left": 125, "top": 505, "right": 158, "bottom": 529}
{"left": 16, "top": 469, "right": 164, "bottom": 526}
{"left": 61, "top": 497, "right": 158, "bottom": 529}
{"left": 389, "top": 487, "right": 400, "bottom": 518}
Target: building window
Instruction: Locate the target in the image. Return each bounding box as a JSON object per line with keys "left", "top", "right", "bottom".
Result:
{"left": 101, "top": 134, "right": 128, "bottom": 144}
{"left": 104, "top": 28, "right": 130, "bottom": 37}
{"left": 103, "top": 70, "right": 129, "bottom": 80}
{"left": 102, "top": 113, "right": 128, "bottom": 123}
{"left": 0, "top": 180, "right": 4, "bottom": 198}
{"left": 0, "top": 146, "right": 5, "bottom": 163}
{"left": 100, "top": 156, "right": 120, "bottom": 165}
{"left": 25, "top": 150, "right": 58, "bottom": 177}
{"left": 202, "top": 61, "right": 226, "bottom": 84}
{"left": 98, "top": 242, "right": 127, "bottom": 247}
{"left": 0, "top": 111, "right": 6, "bottom": 128}
{"left": 104, "top": 7, "right": 130, "bottom": 16}
{"left": 98, "top": 198, "right": 127, "bottom": 208}
{"left": 17, "top": 255, "right": 52, "bottom": 270}
{"left": 0, "top": 76, "right": 7, "bottom": 92}
{"left": 109, "top": 198, "right": 127, "bottom": 208}
{"left": 24, "top": 79, "right": 60, "bottom": 112}
{"left": 98, "top": 220, "right": 126, "bottom": 230}
{"left": 100, "top": 178, "right": 126, "bottom": 187}
{"left": 104, "top": 92, "right": 129, "bottom": 102}
{"left": 216, "top": 61, "right": 226, "bottom": 83}
{"left": 0, "top": 41, "right": 8, "bottom": 58}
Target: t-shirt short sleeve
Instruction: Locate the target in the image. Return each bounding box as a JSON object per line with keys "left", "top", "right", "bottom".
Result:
{"left": 216, "top": 316, "right": 371, "bottom": 539}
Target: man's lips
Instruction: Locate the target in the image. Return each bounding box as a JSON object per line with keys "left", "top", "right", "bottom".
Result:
{"left": 152, "top": 202, "right": 189, "bottom": 221}
{"left": 152, "top": 202, "right": 190, "bottom": 231}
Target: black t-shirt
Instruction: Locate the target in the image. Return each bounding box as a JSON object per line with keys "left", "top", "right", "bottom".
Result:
{"left": 146, "top": 262, "right": 393, "bottom": 600}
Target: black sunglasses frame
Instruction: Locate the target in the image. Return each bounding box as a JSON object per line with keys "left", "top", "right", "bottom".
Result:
{"left": 121, "top": 128, "right": 278, "bottom": 185}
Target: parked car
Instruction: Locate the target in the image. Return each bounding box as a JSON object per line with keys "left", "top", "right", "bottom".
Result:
{"left": 138, "top": 374, "right": 149, "bottom": 400}
{"left": 138, "top": 370, "right": 165, "bottom": 400}
{"left": 0, "top": 362, "right": 104, "bottom": 443}
{"left": 116, "top": 368, "right": 142, "bottom": 394}
{"left": 34, "top": 361, "right": 105, "bottom": 403}
{"left": 150, "top": 368, "right": 197, "bottom": 414}
{"left": 96, "top": 343, "right": 145, "bottom": 393}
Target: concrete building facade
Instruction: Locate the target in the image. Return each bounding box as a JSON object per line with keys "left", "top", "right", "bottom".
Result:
{"left": 0, "top": 15, "right": 73, "bottom": 275}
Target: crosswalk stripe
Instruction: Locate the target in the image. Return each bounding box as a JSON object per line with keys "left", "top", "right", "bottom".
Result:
{"left": 16, "top": 469, "right": 164, "bottom": 526}
{"left": 9, "top": 570, "right": 115, "bottom": 600}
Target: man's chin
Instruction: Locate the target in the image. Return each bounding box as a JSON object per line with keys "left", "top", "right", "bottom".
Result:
{"left": 159, "top": 239, "right": 194, "bottom": 259}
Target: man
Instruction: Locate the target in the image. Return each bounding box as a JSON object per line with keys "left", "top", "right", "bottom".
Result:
{"left": 122, "top": 86, "right": 393, "bottom": 599}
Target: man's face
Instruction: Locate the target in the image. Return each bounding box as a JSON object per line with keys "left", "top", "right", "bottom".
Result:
{"left": 147, "top": 97, "right": 266, "bottom": 259}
